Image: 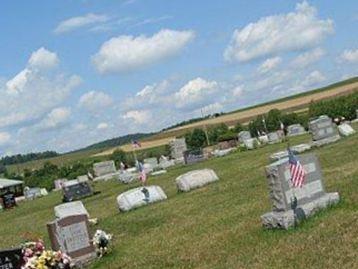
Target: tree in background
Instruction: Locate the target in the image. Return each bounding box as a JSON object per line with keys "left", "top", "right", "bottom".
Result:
{"left": 233, "top": 122, "right": 245, "bottom": 133}
{"left": 266, "top": 109, "right": 282, "bottom": 132}
{"left": 112, "top": 149, "right": 128, "bottom": 166}
{"left": 208, "top": 124, "right": 229, "bottom": 144}
{"left": 185, "top": 128, "right": 207, "bottom": 149}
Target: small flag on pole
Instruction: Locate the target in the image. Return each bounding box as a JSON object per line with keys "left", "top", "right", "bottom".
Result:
{"left": 137, "top": 161, "right": 147, "bottom": 183}
{"left": 132, "top": 140, "right": 141, "bottom": 148}
{"left": 288, "top": 148, "right": 306, "bottom": 188}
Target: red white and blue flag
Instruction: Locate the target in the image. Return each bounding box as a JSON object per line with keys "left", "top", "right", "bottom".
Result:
{"left": 137, "top": 161, "right": 147, "bottom": 183}
{"left": 288, "top": 148, "right": 306, "bottom": 188}
{"left": 132, "top": 140, "right": 141, "bottom": 148}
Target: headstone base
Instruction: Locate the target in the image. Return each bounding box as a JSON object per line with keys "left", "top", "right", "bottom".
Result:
{"left": 311, "top": 135, "right": 340, "bottom": 148}
{"left": 261, "top": 192, "right": 339, "bottom": 229}
{"left": 94, "top": 172, "right": 121, "bottom": 182}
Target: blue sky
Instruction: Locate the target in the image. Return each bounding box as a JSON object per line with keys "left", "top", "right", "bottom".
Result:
{"left": 0, "top": 0, "right": 357, "bottom": 155}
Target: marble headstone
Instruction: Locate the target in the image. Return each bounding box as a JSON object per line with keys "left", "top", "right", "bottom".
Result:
{"left": 338, "top": 123, "right": 355, "bottom": 137}
{"left": 261, "top": 153, "right": 340, "bottom": 229}
{"left": 117, "top": 185, "right": 167, "bottom": 212}
{"left": 176, "top": 169, "right": 219, "bottom": 192}
{"left": 54, "top": 201, "right": 89, "bottom": 219}
{"left": 159, "top": 158, "right": 175, "bottom": 169}
{"left": 24, "top": 187, "right": 42, "bottom": 200}
{"left": 267, "top": 131, "right": 282, "bottom": 144}
{"left": 309, "top": 115, "right": 340, "bottom": 146}
{"left": 243, "top": 138, "right": 259, "bottom": 150}
{"left": 258, "top": 135, "right": 269, "bottom": 145}
{"left": 93, "top": 161, "right": 116, "bottom": 177}
{"left": 287, "top": 124, "right": 306, "bottom": 136}
{"left": 238, "top": 131, "right": 251, "bottom": 143}
{"left": 213, "top": 148, "right": 235, "bottom": 157}
{"left": 143, "top": 158, "right": 159, "bottom": 171}
{"left": 169, "top": 138, "right": 187, "bottom": 160}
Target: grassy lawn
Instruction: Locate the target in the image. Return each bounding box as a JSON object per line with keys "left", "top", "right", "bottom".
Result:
{"left": 1, "top": 131, "right": 357, "bottom": 269}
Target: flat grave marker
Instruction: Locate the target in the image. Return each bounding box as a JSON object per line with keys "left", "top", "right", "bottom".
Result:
{"left": 176, "top": 169, "right": 219, "bottom": 192}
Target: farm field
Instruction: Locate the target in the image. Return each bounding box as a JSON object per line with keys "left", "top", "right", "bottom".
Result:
{"left": 1, "top": 130, "right": 357, "bottom": 269}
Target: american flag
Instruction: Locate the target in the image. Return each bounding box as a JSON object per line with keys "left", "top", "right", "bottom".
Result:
{"left": 132, "top": 140, "right": 141, "bottom": 148}
{"left": 137, "top": 161, "right": 147, "bottom": 183}
{"left": 288, "top": 148, "right": 306, "bottom": 188}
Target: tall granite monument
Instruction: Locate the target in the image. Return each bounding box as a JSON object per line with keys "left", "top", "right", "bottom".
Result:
{"left": 309, "top": 115, "right": 340, "bottom": 147}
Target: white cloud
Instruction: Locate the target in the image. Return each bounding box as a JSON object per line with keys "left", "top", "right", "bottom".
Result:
{"left": 92, "top": 29, "right": 195, "bottom": 74}
{"left": 339, "top": 49, "right": 358, "bottom": 63}
{"left": 0, "top": 132, "right": 11, "bottom": 146}
{"left": 28, "top": 47, "right": 59, "bottom": 70}
{"left": 97, "top": 122, "right": 109, "bottom": 129}
{"left": 78, "top": 91, "right": 113, "bottom": 112}
{"left": 54, "top": 13, "right": 109, "bottom": 34}
{"left": 224, "top": 1, "right": 333, "bottom": 62}
{"left": 257, "top": 57, "right": 282, "bottom": 73}
{"left": 0, "top": 48, "right": 81, "bottom": 129}
{"left": 301, "top": 70, "right": 326, "bottom": 87}
{"left": 36, "top": 107, "right": 71, "bottom": 131}
{"left": 175, "top": 77, "right": 218, "bottom": 109}
{"left": 232, "top": 85, "right": 244, "bottom": 97}
{"left": 291, "top": 47, "right": 325, "bottom": 67}
{"left": 122, "top": 110, "right": 151, "bottom": 124}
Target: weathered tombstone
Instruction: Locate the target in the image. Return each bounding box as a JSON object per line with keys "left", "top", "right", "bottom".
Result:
{"left": 269, "top": 144, "right": 311, "bottom": 162}
{"left": 267, "top": 131, "right": 282, "bottom": 144}
{"left": 24, "top": 187, "right": 42, "bottom": 200}
{"left": 1, "top": 192, "right": 16, "bottom": 209}
{"left": 116, "top": 186, "right": 167, "bottom": 212}
{"left": 238, "top": 131, "right": 251, "bottom": 143}
{"left": 40, "top": 188, "right": 48, "bottom": 196}
{"left": 338, "top": 123, "right": 355, "bottom": 137}
{"left": 62, "top": 180, "right": 93, "bottom": 202}
{"left": 183, "top": 149, "right": 206, "bottom": 165}
{"left": 261, "top": 153, "right": 340, "bottom": 229}
{"left": 54, "top": 201, "right": 89, "bottom": 219}
{"left": 77, "top": 175, "right": 89, "bottom": 182}
{"left": 54, "top": 178, "right": 67, "bottom": 190}
{"left": 47, "top": 214, "right": 96, "bottom": 265}
{"left": 144, "top": 158, "right": 158, "bottom": 168}
{"left": 0, "top": 248, "right": 23, "bottom": 269}
{"left": 243, "top": 138, "right": 259, "bottom": 150}
{"left": 287, "top": 124, "right": 306, "bottom": 136}
{"left": 119, "top": 171, "right": 138, "bottom": 184}
{"left": 159, "top": 158, "right": 175, "bottom": 169}
{"left": 309, "top": 115, "right": 340, "bottom": 146}
{"left": 176, "top": 169, "right": 219, "bottom": 192}
{"left": 169, "top": 138, "right": 187, "bottom": 160}
{"left": 93, "top": 161, "right": 118, "bottom": 180}
{"left": 258, "top": 135, "right": 269, "bottom": 145}
{"left": 213, "top": 148, "right": 235, "bottom": 157}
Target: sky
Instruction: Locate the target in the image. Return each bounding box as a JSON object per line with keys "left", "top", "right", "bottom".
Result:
{"left": 0, "top": 0, "right": 357, "bottom": 155}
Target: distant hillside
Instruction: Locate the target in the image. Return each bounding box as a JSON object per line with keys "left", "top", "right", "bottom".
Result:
{"left": 0, "top": 151, "right": 59, "bottom": 166}
{"left": 78, "top": 133, "right": 153, "bottom": 151}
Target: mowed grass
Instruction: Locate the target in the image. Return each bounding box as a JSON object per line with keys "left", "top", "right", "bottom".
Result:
{"left": 1, "top": 132, "right": 357, "bottom": 269}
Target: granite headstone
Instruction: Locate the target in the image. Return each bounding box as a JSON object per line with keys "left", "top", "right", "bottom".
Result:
{"left": 309, "top": 115, "right": 340, "bottom": 146}
{"left": 0, "top": 248, "right": 23, "bottom": 269}
{"left": 238, "top": 131, "right": 251, "bottom": 143}
{"left": 169, "top": 138, "right": 187, "bottom": 160}
{"left": 338, "top": 123, "right": 355, "bottom": 137}
{"left": 176, "top": 169, "right": 219, "bottom": 192}
{"left": 287, "top": 124, "right": 306, "bottom": 136}
{"left": 183, "top": 149, "right": 206, "bottom": 165}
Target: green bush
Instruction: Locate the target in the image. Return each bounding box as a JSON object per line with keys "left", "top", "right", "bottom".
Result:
{"left": 185, "top": 128, "right": 207, "bottom": 149}
{"left": 217, "top": 131, "right": 237, "bottom": 142}
{"left": 233, "top": 122, "right": 245, "bottom": 133}
{"left": 208, "top": 124, "right": 229, "bottom": 144}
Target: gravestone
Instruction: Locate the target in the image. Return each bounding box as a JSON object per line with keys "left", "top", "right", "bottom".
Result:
{"left": 269, "top": 144, "right": 312, "bottom": 162}
{"left": 287, "top": 124, "right": 306, "bottom": 136}
{"left": 55, "top": 201, "right": 89, "bottom": 219}
{"left": 159, "top": 158, "right": 175, "bottom": 169}
{"left": 47, "top": 214, "right": 96, "bottom": 265}
{"left": 1, "top": 192, "right": 16, "bottom": 209}
{"left": 0, "top": 248, "right": 23, "bottom": 269}
{"left": 309, "top": 115, "right": 340, "bottom": 147}
{"left": 183, "top": 149, "right": 206, "bottom": 165}
{"left": 261, "top": 153, "right": 340, "bottom": 229}
{"left": 338, "top": 123, "right": 355, "bottom": 137}
{"left": 117, "top": 185, "right": 167, "bottom": 212}
{"left": 151, "top": 170, "right": 167, "bottom": 176}
{"left": 119, "top": 171, "right": 138, "bottom": 184}
{"left": 77, "top": 175, "right": 89, "bottom": 182}
{"left": 176, "top": 169, "right": 219, "bottom": 192}
{"left": 54, "top": 179, "right": 67, "bottom": 190}
{"left": 243, "top": 138, "right": 259, "bottom": 150}
{"left": 238, "top": 131, "right": 251, "bottom": 143}
{"left": 24, "top": 187, "right": 42, "bottom": 200}
{"left": 267, "top": 131, "right": 282, "bottom": 144}
{"left": 93, "top": 161, "right": 117, "bottom": 177}
{"left": 169, "top": 138, "right": 187, "bottom": 160}
{"left": 62, "top": 180, "right": 93, "bottom": 202}
{"left": 213, "top": 148, "right": 235, "bottom": 157}
{"left": 143, "top": 158, "right": 159, "bottom": 171}
{"left": 258, "top": 135, "right": 269, "bottom": 144}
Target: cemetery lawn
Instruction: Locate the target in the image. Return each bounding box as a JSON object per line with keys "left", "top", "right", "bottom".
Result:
{"left": 1, "top": 132, "right": 357, "bottom": 269}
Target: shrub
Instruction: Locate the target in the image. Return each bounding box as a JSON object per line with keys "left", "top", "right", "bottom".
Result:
{"left": 185, "top": 128, "right": 207, "bottom": 149}
{"left": 208, "top": 124, "right": 229, "bottom": 144}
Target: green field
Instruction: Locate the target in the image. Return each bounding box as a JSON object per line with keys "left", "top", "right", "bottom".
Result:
{"left": 1, "top": 127, "right": 357, "bottom": 268}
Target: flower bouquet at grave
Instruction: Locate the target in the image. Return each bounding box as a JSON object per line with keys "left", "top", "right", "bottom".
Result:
{"left": 93, "top": 230, "right": 113, "bottom": 257}
{"left": 21, "top": 240, "right": 72, "bottom": 269}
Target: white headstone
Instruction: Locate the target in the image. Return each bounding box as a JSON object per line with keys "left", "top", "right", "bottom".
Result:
{"left": 169, "top": 138, "right": 187, "bottom": 159}
{"left": 117, "top": 186, "right": 167, "bottom": 212}
{"left": 93, "top": 161, "right": 117, "bottom": 177}
{"left": 213, "top": 148, "right": 235, "bottom": 157}
{"left": 338, "top": 123, "right": 355, "bottom": 136}
{"left": 176, "top": 169, "right": 219, "bottom": 192}
{"left": 287, "top": 124, "right": 306, "bottom": 136}
{"left": 238, "top": 131, "right": 251, "bottom": 143}
{"left": 243, "top": 138, "right": 259, "bottom": 150}
{"left": 54, "top": 201, "right": 89, "bottom": 219}
{"left": 77, "top": 175, "right": 89, "bottom": 182}
{"left": 258, "top": 135, "right": 269, "bottom": 144}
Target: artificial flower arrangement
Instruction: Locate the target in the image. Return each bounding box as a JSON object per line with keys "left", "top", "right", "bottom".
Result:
{"left": 22, "top": 240, "right": 72, "bottom": 269}
{"left": 92, "top": 230, "right": 113, "bottom": 257}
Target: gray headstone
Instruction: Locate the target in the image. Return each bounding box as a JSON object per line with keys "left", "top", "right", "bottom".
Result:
{"left": 213, "top": 148, "right": 235, "bottom": 157}
{"left": 116, "top": 185, "right": 167, "bottom": 212}
{"left": 258, "top": 135, "right": 269, "bottom": 144}
{"left": 309, "top": 115, "right": 339, "bottom": 141}
{"left": 243, "top": 138, "right": 259, "bottom": 150}
{"left": 24, "top": 187, "right": 42, "bottom": 200}
{"left": 159, "top": 158, "right": 175, "bottom": 169}
{"left": 269, "top": 144, "right": 311, "bottom": 162}
{"left": 183, "top": 149, "right": 206, "bottom": 165}
{"left": 261, "top": 153, "right": 340, "bottom": 229}
{"left": 169, "top": 138, "right": 187, "bottom": 160}
{"left": 143, "top": 158, "right": 158, "bottom": 171}
{"left": 267, "top": 131, "right": 282, "bottom": 144}
{"left": 93, "top": 160, "right": 116, "bottom": 177}
{"left": 287, "top": 124, "right": 306, "bottom": 136}
{"left": 238, "top": 131, "right": 251, "bottom": 143}
{"left": 54, "top": 201, "right": 89, "bottom": 219}
{"left": 119, "top": 171, "right": 138, "bottom": 184}
{"left": 176, "top": 169, "right": 219, "bottom": 192}
{"left": 338, "top": 123, "right": 355, "bottom": 136}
